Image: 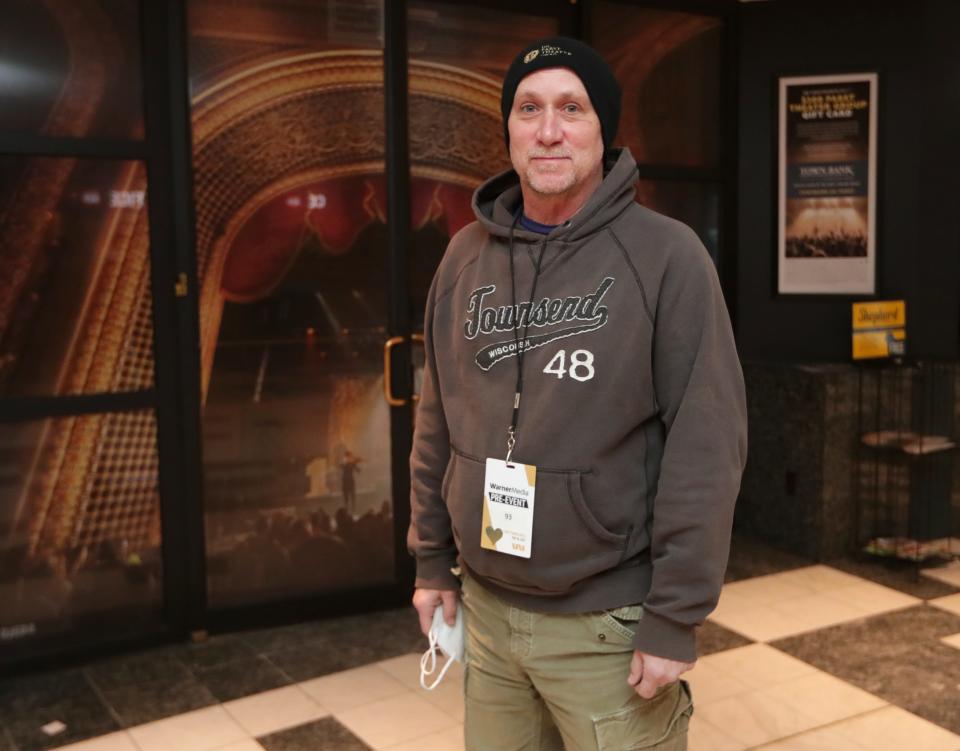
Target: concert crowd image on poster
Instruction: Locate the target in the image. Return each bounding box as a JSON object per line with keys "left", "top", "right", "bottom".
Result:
{"left": 778, "top": 73, "right": 877, "bottom": 294}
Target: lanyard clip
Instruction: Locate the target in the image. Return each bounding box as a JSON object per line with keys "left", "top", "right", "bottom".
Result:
{"left": 505, "top": 392, "right": 520, "bottom": 464}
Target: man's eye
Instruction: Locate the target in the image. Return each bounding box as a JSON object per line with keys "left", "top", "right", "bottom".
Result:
{"left": 564, "top": 104, "right": 581, "bottom": 114}
{"left": 520, "top": 103, "right": 537, "bottom": 113}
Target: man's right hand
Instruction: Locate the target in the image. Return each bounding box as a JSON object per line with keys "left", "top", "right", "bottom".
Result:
{"left": 412, "top": 587, "right": 459, "bottom": 636}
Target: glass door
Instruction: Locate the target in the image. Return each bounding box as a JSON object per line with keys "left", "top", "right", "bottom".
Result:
{"left": 187, "top": 0, "right": 400, "bottom": 610}
{"left": 0, "top": 0, "right": 180, "bottom": 664}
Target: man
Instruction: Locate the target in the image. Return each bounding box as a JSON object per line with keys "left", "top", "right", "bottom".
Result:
{"left": 408, "top": 36, "right": 747, "bottom": 750}
{"left": 340, "top": 449, "right": 362, "bottom": 515}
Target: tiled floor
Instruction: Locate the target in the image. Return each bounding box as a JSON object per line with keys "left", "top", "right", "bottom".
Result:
{"left": 922, "top": 559, "right": 960, "bottom": 589}
{"left": 3, "top": 540, "right": 960, "bottom": 751}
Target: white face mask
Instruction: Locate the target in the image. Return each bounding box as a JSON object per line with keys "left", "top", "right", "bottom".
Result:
{"left": 419, "top": 604, "right": 464, "bottom": 690}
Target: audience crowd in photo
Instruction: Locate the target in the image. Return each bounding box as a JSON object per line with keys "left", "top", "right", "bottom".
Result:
{"left": 213, "top": 501, "right": 396, "bottom": 597}
{"left": 0, "top": 501, "right": 396, "bottom": 628}
{"left": 0, "top": 536, "right": 163, "bottom": 627}
{"left": 785, "top": 230, "right": 867, "bottom": 258}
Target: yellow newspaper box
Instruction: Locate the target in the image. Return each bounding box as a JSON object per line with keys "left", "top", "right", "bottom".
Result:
{"left": 852, "top": 300, "right": 906, "bottom": 360}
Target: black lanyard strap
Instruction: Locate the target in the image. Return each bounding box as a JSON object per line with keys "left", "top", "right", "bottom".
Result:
{"left": 506, "top": 211, "right": 548, "bottom": 462}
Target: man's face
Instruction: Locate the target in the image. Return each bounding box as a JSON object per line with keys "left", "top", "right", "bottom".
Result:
{"left": 507, "top": 67, "right": 604, "bottom": 200}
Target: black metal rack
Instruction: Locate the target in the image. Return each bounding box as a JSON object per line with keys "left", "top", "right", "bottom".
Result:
{"left": 855, "top": 360, "right": 960, "bottom": 562}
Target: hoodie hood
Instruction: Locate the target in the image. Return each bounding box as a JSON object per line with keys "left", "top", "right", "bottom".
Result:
{"left": 472, "top": 147, "right": 638, "bottom": 243}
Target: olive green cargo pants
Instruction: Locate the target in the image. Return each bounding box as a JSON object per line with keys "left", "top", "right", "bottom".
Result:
{"left": 461, "top": 573, "right": 693, "bottom": 751}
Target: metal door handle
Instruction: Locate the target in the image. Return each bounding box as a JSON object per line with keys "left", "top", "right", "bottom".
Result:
{"left": 383, "top": 333, "right": 425, "bottom": 406}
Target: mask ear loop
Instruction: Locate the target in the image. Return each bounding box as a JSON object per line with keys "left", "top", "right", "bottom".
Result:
{"left": 419, "top": 627, "right": 456, "bottom": 690}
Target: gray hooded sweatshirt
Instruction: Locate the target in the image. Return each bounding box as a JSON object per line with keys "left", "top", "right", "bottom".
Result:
{"left": 407, "top": 147, "right": 747, "bottom": 662}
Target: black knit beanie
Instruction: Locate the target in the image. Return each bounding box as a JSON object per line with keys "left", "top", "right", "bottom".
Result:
{"left": 501, "top": 36, "right": 622, "bottom": 152}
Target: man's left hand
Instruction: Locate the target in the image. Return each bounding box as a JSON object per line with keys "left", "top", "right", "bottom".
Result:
{"left": 627, "top": 650, "right": 695, "bottom": 699}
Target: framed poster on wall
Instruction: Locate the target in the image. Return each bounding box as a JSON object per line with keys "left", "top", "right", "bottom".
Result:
{"left": 778, "top": 73, "right": 878, "bottom": 295}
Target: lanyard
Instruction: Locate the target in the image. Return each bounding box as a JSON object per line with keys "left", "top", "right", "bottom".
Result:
{"left": 506, "top": 211, "right": 548, "bottom": 464}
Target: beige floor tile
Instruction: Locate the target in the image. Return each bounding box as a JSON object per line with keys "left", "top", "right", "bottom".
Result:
{"left": 414, "top": 674, "right": 465, "bottom": 722}
{"left": 775, "top": 565, "right": 867, "bottom": 593}
{"left": 701, "top": 644, "right": 817, "bottom": 690}
{"left": 695, "top": 689, "right": 820, "bottom": 748}
{"left": 129, "top": 706, "right": 248, "bottom": 751}
{"left": 707, "top": 601, "right": 805, "bottom": 641}
{"left": 687, "top": 714, "right": 749, "bottom": 751}
{"left": 376, "top": 653, "right": 464, "bottom": 690}
{"left": 762, "top": 670, "right": 886, "bottom": 726}
{"left": 684, "top": 659, "right": 752, "bottom": 706}
{"left": 720, "top": 574, "right": 814, "bottom": 605}
{"left": 929, "top": 593, "right": 960, "bottom": 616}
{"left": 373, "top": 648, "right": 465, "bottom": 720}
{"left": 822, "top": 581, "right": 921, "bottom": 616}
{"left": 712, "top": 572, "right": 880, "bottom": 639}
{"left": 335, "top": 691, "right": 458, "bottom": 749}
{"left": 708, "top": 590, "right": 764, "bottom": 628}
{"left": 751, "top": 724, "right": 867, "bottom": 751}
{"left": 54, "top": 732, "right": 139, "bottom": 751}
{"left": 831, "top": 706, "right": 960, "bottom": 751}
{"left": 767, "top": 593, "right": 867, "bottom": 634}
{"left": 381, "top": 724, "right": 465, "bottom": 751}
{"left": 222, "top": 685, "right": 326, "bottom": 737}
{"left": 712, "top": 587, "right": 759, "bottom": 615}
{"left": 299, "top": 664, "right": 410, "bottom": 713}
{"left": 921, "top": 560, "right": 960, "bottom": 588}
{"left": 940, "top": 632, "right": 960, "bottom": 650}
{"left": 212, "top": 741, "right": 266, "bottom": 751}
{"left": 375, "top": 653, "right": 423, "bottom": 688}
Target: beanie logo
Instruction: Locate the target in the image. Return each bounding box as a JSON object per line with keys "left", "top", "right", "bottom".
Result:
{"left": 524, "top": 44, "right": 573, "bottom": 64}
{"left": 540, "top": 44, "right": 572, "bottom": 58}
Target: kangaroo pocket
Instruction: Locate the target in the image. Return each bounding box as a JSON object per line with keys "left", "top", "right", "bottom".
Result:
{"left": 444, "top": 448, "right": 628, "bottom": 594}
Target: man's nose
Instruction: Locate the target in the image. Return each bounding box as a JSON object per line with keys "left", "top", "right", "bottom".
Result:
{"left": 536, "top": 108, "right": 562, "bottom": 145}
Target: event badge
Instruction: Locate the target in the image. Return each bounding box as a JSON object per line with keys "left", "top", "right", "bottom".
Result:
{"left": 481, "top": 458, "right": 536, "bottom": 558}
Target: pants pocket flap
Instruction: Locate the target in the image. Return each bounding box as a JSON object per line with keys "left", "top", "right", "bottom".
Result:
{"left": 593, "top": 681, "right": 692, "bottom": 750}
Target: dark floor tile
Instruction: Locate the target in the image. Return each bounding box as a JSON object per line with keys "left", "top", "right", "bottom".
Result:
{"left": 826, "top": 554, "right": 960, "bottom": 599}
{"left": 80, "top": 642, "right": 217, "bottom": 727}
{"left": 260, "top": 608, "right": 427, "bottom": 681}
{"left": 194, "top": 655, "right": 292, "bottom": 702}
{"left": 97, "top": 675, "right": 217, "bottom": 727}
{"left": 725, "top": 532, "right": 814, "bottom": 582}
{"left": 0, "top": 669, "right": 98, "bottom": 719}
{"left": 773, "top": 604, "right": 960, "bottom": 735}
{"left": 83, "top": 646, "right": 191, "bottom": 692}
{"left": 238, "top": 622, "right": 321, "bottom": 654}
{"left": 175, "top": 634, "right": 258, "bottom": 673}
{"left": 299, "top": 608, "right": 428, "bottom": 660}
{"left": 3, "top": 694, "right": 119, "bottom": 751}
{"left": 264, "top": 643, "right": 379, "bottom": 683}
{"left": 698, "top": 620, "right": 753, "bottom": 656}
{"left": 363, "top": 608, "right": 429, "bottom": 655}
{"left": 363, "top": 610, "right": 424, "bottom": 649}
{"left": 258, "top": 717, "right": 373, "bottom": 751}
{"left": 242, "top": 607, "right": 426, "bottom": 660}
